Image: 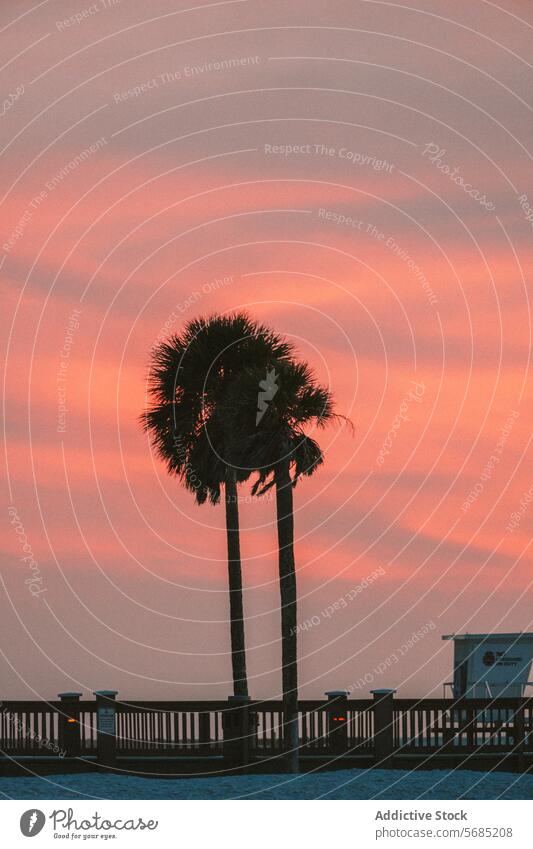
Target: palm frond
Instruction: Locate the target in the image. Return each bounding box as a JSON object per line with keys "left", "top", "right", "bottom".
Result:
{"left": 290, "top": 433, "right": 324, "bottom": 485}
{"left": 141, "top": 311, "right": 296, "bottom": 504}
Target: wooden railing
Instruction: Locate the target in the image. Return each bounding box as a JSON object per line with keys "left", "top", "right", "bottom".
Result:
{"left": 392, "top": 698, "right": 533, "bottom": 754}
{"left": 115, "top": 701, "right": 227, "bottom": 755}
{"left": 0, "top": 700, "right": 61, "bottom": 756}
{"left": 0, "top": 694, "right": 531, "bottom": 764}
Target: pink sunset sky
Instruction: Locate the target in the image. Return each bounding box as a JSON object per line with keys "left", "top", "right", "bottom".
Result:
{"left": 1, "top": 0, "right": 532, "bottom": 701}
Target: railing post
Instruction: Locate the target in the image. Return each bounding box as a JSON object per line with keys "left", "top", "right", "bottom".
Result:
{"left": 442, "top": 704, "right": 455, "bottom": 751}
{"left": 93, "top": 690, "right": 118, "bottom": 767}
{"left": 466, "top": 703, "right": 476, "bottom": 749}
{"left": 325, "top": 690, "right": 349, "bottom": 752}
{"left": 57, "top": 693, "right": 82, "bottom": 758}
{"left": 514, "top": 701, "right": 525, "bottom": 772}
{"left": 371, "top": 688, "right": 396, "bottom": 767}
{"left": 222, "top": 696, "right": 255, "bottom": 768}
{"left": 198, "top": 712, "right": 211, "bottom": 749}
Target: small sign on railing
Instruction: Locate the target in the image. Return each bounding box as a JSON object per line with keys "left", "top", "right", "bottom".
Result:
{"left": 97, "top": 707, "right": 116, "bottom": 736}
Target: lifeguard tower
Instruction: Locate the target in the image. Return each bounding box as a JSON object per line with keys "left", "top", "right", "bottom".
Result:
{"left": 442, "top": 632, "right": 533, "bottom": 699}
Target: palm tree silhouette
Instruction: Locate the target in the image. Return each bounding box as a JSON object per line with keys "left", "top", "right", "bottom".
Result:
{"left": 226, "top": 359, "right": 337, "bottom": 771}
{"left": 142, "top": 313, "right": 292, "bottom": 699}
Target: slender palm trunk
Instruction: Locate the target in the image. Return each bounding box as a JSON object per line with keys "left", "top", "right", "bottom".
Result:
{"left": 275, "top": 459, "right": 299, "bottom": 772}
{"left": 225, "top": 468, "right": 249, "bottom": 698}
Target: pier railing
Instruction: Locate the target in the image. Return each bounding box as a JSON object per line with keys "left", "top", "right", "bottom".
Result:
{"left": 1, "top": 691, "right": 531, "bottom": 768}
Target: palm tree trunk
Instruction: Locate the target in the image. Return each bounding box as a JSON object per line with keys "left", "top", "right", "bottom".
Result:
{"left": 275, "top": 459, "right": 299, "bottom": 772}
{"left": 225, "top": 469, "right": 249, "bottom": 698}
